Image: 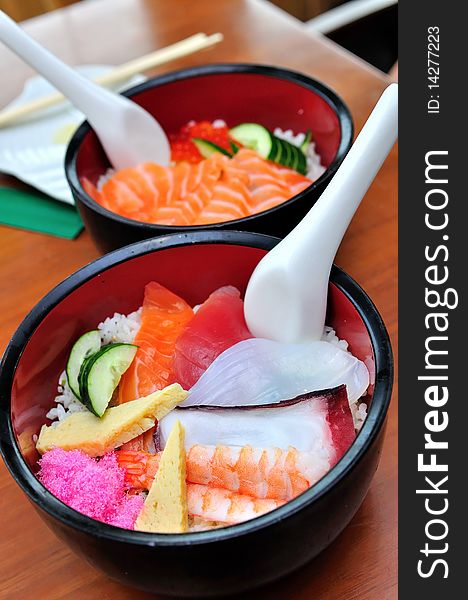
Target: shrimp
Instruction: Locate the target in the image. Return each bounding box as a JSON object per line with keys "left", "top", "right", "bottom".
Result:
{"left": 187, "top": 483, "right": 284, "bottom": 524}
{"left": 117, "top": 449, "right": 161, "bottom": 490}
{"left": 116, "top": 444, "right": 316, "bottom": 501}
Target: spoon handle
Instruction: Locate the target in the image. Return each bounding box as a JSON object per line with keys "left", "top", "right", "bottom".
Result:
{"left": 0, "top": 11, "right": 119, "bottom": 118}
{"left": 244, "top": 84, "right": 398, "bottom": 342}
{"left": 0, "top": 10, "right": 170, "bottom": 168}
{"left": 290, "top": 83, "right": 398, "bottom": 261}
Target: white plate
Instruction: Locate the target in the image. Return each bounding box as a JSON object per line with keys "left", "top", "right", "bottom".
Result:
{"left": 0, "top": 66, "right": 145, "bottom": 204}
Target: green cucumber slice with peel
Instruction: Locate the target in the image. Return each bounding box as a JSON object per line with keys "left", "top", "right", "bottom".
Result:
{"left": 229, "top": 123, "right": 308, "bottom": 174}
{"left": 289, "top": 143, "right": 301, "bottom": 171}
{"left": 78, "top": 343, "right": 138, "bottom": 417}
{"left": 270, "top": 137, "right": 282, "bottom": 163}
{"left": 289, "top": 143, "right": 308, "bottom": 175}
{"left": 297, "top": 148, "right": 308, "bottom": 175}
{"left": 280, "top": 138, "right": 293, "bottom": 169}
{"left": 229, "top": 123, "right": 273, "bottom": 157}
{"left": 66, "top": 330, "right": 101, "bottom": 400}
{"left": 301, "top": 130, "right": 312, "bottom": 154}
{"left": 192, "top": 138, "right": 232, "bottom": 158}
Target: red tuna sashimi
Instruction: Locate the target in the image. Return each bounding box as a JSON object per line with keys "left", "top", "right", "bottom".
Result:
{"left": 172, "top": 286, "right": 252, "bottom": 389}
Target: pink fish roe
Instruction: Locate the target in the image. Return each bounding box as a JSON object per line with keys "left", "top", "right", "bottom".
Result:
{"left": 38, "top": 448, "right": 144, "bottom": 529}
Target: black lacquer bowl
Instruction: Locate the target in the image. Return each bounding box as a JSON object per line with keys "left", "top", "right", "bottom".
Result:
{"left": 65, "top": 64, "right": 353, "bottom": 253}
{"left": 0, "top": 231, "right": 392, "bottom": 596}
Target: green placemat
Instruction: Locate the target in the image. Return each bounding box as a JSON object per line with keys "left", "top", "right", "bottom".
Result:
{"left": 0, "top": 187, "right": 83, "bottom": 239}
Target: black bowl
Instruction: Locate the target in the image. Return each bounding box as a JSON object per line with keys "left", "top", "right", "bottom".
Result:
{"left": 0, "top": 231, "right": 392, "bottom": 596}
{"left": 65, "top": 64, "right": 353, "bottom": 253}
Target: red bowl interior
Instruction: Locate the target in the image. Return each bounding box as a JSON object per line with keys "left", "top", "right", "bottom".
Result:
{"left": 11, "top": 243, "right": 374, "bottom": 469}
{"left": 76, "top": 71, "right": 342, "bottom": 187}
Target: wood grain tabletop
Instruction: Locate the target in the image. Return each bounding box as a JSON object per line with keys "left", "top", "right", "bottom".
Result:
{"left": 0, "top": 0, "right": 397, "bottom": 598}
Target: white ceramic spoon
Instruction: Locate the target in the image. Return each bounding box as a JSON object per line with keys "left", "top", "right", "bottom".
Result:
{"left": 244, "top": 83, "right": 398, "bottom": 342}
{"left": 0, "top": 11, "right": 170, "bottom": 169}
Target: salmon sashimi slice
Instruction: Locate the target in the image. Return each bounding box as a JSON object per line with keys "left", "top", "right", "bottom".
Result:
{"left": 139, "top": 164, "right": 172, "bottom": 209}
{"left": 221, "top": 162, "right": 250, "bottom": 185}
{"left": 184, "top": 156, "right": 222, "bottom": 193}
{"left": 197, "top": 188, "right": 249, "bottom": 224}
{"left": 173, "top": 182, "right": 214, "bottom": 223}
{"left": 230, "top": 149, "right": 280, "bottom": 177}
{"left": 232, "top": 148, "right": 311, "bottom": 190}
{"left": 96, "top": 146, "right": 312, "bottom": 226}
{"left": 277, "top": 167, "right": 312, "bottom": 194}
{"left": 118, "top": 282, "right": 194, "bottom": 404}
{"left": 196, "top": 173, "right": 252, "bottom": 224}
{"left": 81, "top": 177, "right": 106, "bottom": 207}
{"left": 100, "top": 177, "right": 147, "bottom": 219}
{"left": 172, "top": 286, "right": 252, "bottom": 390}
{"left": 151, "top": 206, "right": 191, "bottom": 226}
{"left": 250, "top": 184, "right": 291, "bottom": 212}
{"left": 118, "top": 282, "right": 193, "bottom": 451}
{"left": 247, "top": 172, "right": 289, "bottom": 189}
{"left": 101, "top": 165, "right": 165, "bottom": 220}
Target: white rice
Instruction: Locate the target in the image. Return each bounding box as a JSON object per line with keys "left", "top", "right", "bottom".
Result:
{"left": 46, "top": 371, "right": 87, "bottom": 423}
{"left": 48, "top": 308, "right": 367, "bottom": 430}
{"left": 273, "top": 127, "right": 326, "bottom": 181}
{"left": 98, "top": 307, "right": 142, "bottom": 344}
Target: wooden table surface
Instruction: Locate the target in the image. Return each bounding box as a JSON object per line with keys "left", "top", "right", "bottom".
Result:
{"left": 0, "top": 1, "right": 397, "bottom": 598}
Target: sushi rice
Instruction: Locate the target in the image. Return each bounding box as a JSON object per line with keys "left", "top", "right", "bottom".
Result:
{"left": 47, "top": 310, "right": 367, "bottom": 430}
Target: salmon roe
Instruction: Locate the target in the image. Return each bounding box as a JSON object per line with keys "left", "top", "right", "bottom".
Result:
{"left": 169, "top": 120, "right": 232, "bottom": 163}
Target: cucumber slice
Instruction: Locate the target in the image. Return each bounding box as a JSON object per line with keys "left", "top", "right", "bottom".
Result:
{"left": 276, "top": 138, "right": 308, "bottom": 175}
{"left": 296, "top": 149, "right": 308, "bottom": 175}
{"left": 270, "top": 137, "right": 282, "bottom": 163}
{"left": 229, "top": 123, "right": 273, "bottom": 158}
{"left": 279, "top": 138, "right": 292, "bottom": 168}
{"left": 192, "top": 138, "right": 232, "bottom": 158}
{"left": 78, "top": 343, "right": 138, "bottom": 417}
{"left": 66, "top": 330, "right": 101, "bottom": 400}
{"left": 289, "top": 144, "right": 307, "bottom": 175}
{"left": 229, "top": 123, "right": 308, "bottom": 175}
{"left": 289, "top": 144, "right": 301, "bottom": 171}
{"left": 301, "top": 130, "right": 312, "bottom": 154}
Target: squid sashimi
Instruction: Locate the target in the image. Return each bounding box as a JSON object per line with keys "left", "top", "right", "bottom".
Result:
{"left": 117, "top": 444, "right": 323, "bottom": 501}
{"left": 118, "top": 282, "right": 193, "bottom": 404}
{"left": 187, "top": 484, "right": 284, "bottom": 525}
{"left": 184, "top": 338, "right": 369, "bottom": 407}
{"left": 172, "top": 286, "right": 252, "bottom": 389}
{"left": 161, "top": 386, "right": 355, "bottom": 465}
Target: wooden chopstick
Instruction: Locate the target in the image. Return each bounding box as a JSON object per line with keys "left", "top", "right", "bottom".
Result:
{"left": 0, "top": 32, "right": 223, "bottom": 128}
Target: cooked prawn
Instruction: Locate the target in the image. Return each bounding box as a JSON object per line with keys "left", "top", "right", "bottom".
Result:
{"left": 116, "top": 444, "right": 315, "bottom": 501}
{"left": 187, "top": 483, "right": 283, "bottom": 524}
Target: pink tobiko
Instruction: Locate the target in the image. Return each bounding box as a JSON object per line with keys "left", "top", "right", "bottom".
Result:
{"left": 38, "top": 448, "right": 144, "bottom": 529}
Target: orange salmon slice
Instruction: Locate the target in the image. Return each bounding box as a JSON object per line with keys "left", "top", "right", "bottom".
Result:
{"left": 118, "top": 282, "right": 194, "bottom": 404}
{"left": 96, "top": 147, "right": 312, "bottom": 226}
